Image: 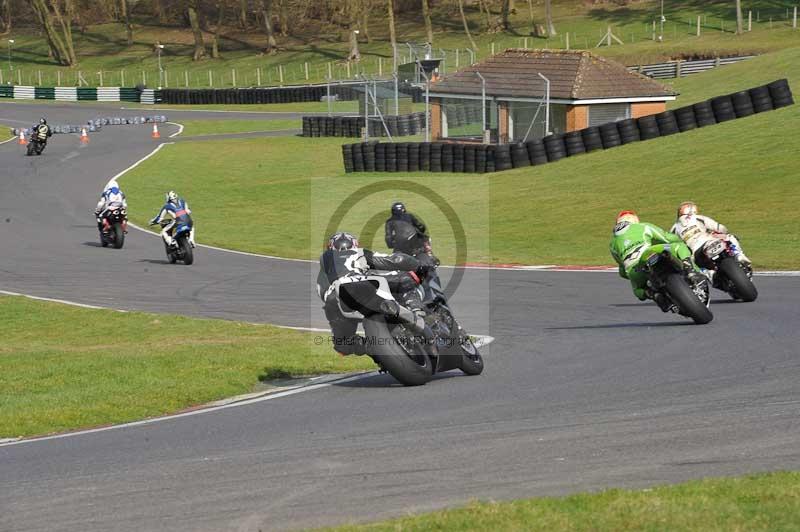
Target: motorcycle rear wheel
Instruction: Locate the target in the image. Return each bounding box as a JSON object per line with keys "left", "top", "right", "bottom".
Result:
{"left": 180, "top": 236, "right": 194, "bottom": 265}
{"left": 665, "top": 273, "right": 713, "bottom": 325}
{"left": 112, "top": 223, "right": 125, "bottom": 249}
{"left": 719, "top": 257, "right": 757, "bottom": 302}
{"left": 363, "top": 314, "right": 432, "bottom": 386}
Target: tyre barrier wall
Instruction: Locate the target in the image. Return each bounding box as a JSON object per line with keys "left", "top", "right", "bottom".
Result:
{"left": 0, "top": 86, "right": 145, "bottom": 103}
{"left": 302, "top": 112, "right": 430, "bottom": 138}
{"left": 157, "top": 82, "right": 424, "bottom": 105}
{"left": 10, "top": 115, "right": 167, "bottom": 137}
{"left": 341, "top": 80, "right": 792, "bottom": 174}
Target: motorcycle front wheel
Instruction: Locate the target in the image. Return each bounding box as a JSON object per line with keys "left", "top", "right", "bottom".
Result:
{"left": 458, "top": 335, "right": 484, "bottom": 376}
{"left": 665, "top": 273, "right": 713, "bottom": 325}
{"left": 112, "top": 223, "right": 125, "bottom": 249}
{"left": 363, "top": 314, "right": 432, "bottom": 386}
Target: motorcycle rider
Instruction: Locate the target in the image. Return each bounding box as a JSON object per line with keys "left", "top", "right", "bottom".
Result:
{"left": 31, "top": 117, "right": 52, "bottom": 145}
{"left": 384, "top": 201, "right": 431, "bottom": 255}
{"left": 609, "top": 210, "right": 700, "bottom": 312}
{"left": 94, "top": 179, "right": 128, "bottom": 233}
{"left": 149, "top": 190, "right": 195, "bottom": 248}
{"left": 670, "top": 201, "right": 751, "bottom": 268}
{"left": 317, "top": 231, "right": 436, "bottom": 356}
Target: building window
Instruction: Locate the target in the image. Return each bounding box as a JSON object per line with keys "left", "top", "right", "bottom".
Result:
{"left": 588, "top": 103, "right": 631, "bottom": 126}
{"left": 510, "top": 102, "right": 567, "bottom": 141}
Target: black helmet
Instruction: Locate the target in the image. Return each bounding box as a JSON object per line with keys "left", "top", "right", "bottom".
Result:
{"left": 391, "top": 201, "right": 406, "bottom": 216}
{"left": 39, "top": 117, "right": 47, "bottom": 125}
{"left": 328, "top": 232, "right": 359, "bottom": 252}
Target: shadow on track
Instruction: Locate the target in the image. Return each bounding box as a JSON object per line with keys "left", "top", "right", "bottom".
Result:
{"left": 335, "top": 371, "right": 469, "bottom": 388}
{"left": 547, "top": 321, "right": 692, "bottom": 330}
{"left": 82, "top": 241, "right": 103, "bottom": 247}
{"left": 137, "top": 259, "right": 171, "bottom": 265}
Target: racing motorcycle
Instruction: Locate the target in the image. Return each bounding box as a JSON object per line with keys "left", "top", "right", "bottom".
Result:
{"left": 26, "top": 131, "right": 47, "bottom": 156}
{"left": 695, "top": 237, "right": 757, "bottom": 302}
{"left": 99, "top": 201, "right": 128, "bottom": 249}
{"left": 153, "top": 219, "right": 194, "bottom": 265}
{"left": 334, "top": 266, "right": 483, "bottom": 386}
{"left": 636, "top": 243, "right": 713, "bottom": 325}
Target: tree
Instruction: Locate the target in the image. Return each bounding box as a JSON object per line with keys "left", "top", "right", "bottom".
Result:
{"left": 501, "top": 0, "right": 510, "bottom": 31}
{"left": 457, "top": 0, "right": 478, "bottom": 51}
{"left": 544, "top": 0, "right": 556, "bottom": 36}
{"left": 211, "top": 0, "right": 225, "bottom": 58}
{"left": 361, "top": 0, "right": 371, "bottom": 43}
{"left": 421, "top": 0, "right": 433, "bottom": 44}
{"left": 259, "top": 0, "right": 277, "bottom": 53}
{"left": 187, "top": 1, "right": 206, "bottom": 61}
{"left": 735, "top": 0, "right": 744, "bottom": 34}
{"left": 346, "top": 1, "right": 360, "bottom": 62}
{"left": 277, "top": 0, "right": 288, "bottom": 36}
{"left": 153, "top": 0, "right": 166, "bottom": 24}
{"left": 120, "top": 0, "right": 133, "bottom": 45}
{"left": 0, "top": 0, "right": 12, "bottom": 35}
{"left": 238, "top": 0, "right": 248, "bottom": 28}
{"left": 30, "top": 0, "right": 78, "bottom": 66}
{"left": 526, "top": 0, "right": 535, "bottom": 35}
{"left": 387, "top": 0, "right": 397, "bottom": 70}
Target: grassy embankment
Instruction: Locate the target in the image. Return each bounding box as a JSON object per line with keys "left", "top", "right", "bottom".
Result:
{"left": 3, "top": 1, "right": 800, "bottom": 89}
{"left": 320, "top": 472, "right": 800, "bottom": 531}
{"left": 122, "top": 48, "right": 800, "bottom": 269}
{"left": 0, "top": 295, "right": 372, "bottom": 439}
{"left": 179, "top": 119, "right": 300, "bottom": 136}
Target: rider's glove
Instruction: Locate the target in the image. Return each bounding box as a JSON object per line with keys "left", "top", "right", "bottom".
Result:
{"left": 415, "top": 254, "right": 437, "bottom": 279}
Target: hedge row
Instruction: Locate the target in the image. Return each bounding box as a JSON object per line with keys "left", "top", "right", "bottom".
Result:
{"left": 342, "top": 79, "right": 793, "bottom": 174}
{"left": 303, "top": 112, "right": 429, "bottom": 138}
{"left": 157, "top": 83, "right": 423, "bottom": 105}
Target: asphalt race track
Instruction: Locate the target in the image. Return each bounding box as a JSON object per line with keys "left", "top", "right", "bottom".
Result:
{"left": 2, "top": 102, "right": 799, "bottom": 532}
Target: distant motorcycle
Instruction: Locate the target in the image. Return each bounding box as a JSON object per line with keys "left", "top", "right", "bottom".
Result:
{"left": 695, "top": 237, "right": 757, "bottom": 302}
{"left": 153, "top": 219, "right": 194, "bottom": 265}
{"left": 99, "top": 201, "right": 128, "bottom": 249}
{"left": 636, "top": 243, "right": 713, "bottom": 325}
{"left": 26, "top": 134, "right": 46, "bottom": 156}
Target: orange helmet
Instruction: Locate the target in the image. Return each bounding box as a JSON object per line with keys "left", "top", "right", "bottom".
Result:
{"left": 677, "top": 201, "right": 698, "bottom": 219}
{"left": 616, "top": 210, "right": 640, "bottom": 225}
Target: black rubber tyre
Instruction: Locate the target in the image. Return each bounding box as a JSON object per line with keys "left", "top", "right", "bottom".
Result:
{"left": 494, "top": 144, "right": 513, "bottom": 171}
{"left": 616, "top": 118, "right": 641, "bottom": 144}
{"left": 543, "top": 134, "right": 566, "bottom": 162}
{"left": 730, "top": 90, "right": 755, "bottom": 118}
{"left": 112, "top": 223, "right": 125, "bottom": 249}
{"left": 718, "top": 257, "right": 758, "bottom": 302}
{"left": 526, "top": 138, "right": 549, "bottom": 163}
{"left": 636, "top": 115, "right": 661, "bottom": 140}
{"left": 665, "top": 273, "right": 713, "bottom": 325}
{"left": 692, "top": 101, "right": 717, "bottom": 127}
{"left": 27, "top": 142, "right": 35, "bottom": 156}
{"left": 453, "top": 144, "right": 465, "bottom": 172}
{"left": 564, "top": 131, "right": 586, "bottom": 156}
{"left": 710, "top": 95, "right": 736, "bottom": 123}
{"left": 655, "top": 111, "right": 680, "bottom": 136}
{"left": 599, "top": 122, "right": 622, "bottom": 148}
{"left": 510, "top": 142, "right": 531, "bottom": 167}
{"left": 767, "top": 79, "right": 794, "bottom": 108}
{"left": 673, "top": 105, "right": 698, "bottom": 132}
{"left": 166, "top": 243, "right": 177, "bottom": 264}
{"left": 580, "top": 126, "right": 604, "bottom": 152}
{"left": 748, "top": 86, "right": 774, "bottom": 113}
{"left": 459, "top": 336, "right": 484, "bottom": 376}
{"left": 363, "top": 315, "right": 432, "bottom": 386}
{"left": 180, "top": 237, "right": 194, "bottom": 265}
{"left": 100, "top": 231, "right": 108, "bottom": 247}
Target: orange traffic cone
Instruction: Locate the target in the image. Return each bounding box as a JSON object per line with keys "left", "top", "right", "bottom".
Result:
{"left": 151, "top": 123, "right": 161, "bottom": 139}
{"left": 80, "top": 127, "right": 90, "bottom": 144}
{"left": 18, "top": 130, "right": 27, "bottom": 145}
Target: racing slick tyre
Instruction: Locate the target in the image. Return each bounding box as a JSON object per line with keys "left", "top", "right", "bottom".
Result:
{"left": 719, "top": 257, "right": 758, "bottom": 302}
{"left": 363, "top": 314, "right": 432, "bottom": 386}
{"left": 100, "top": 232, "right": 109, "bottom": 247}
{"left": 458, "top": 336, "right": 484, "bottom": 376}
{"left": 166, "top": 243, "right": 178, "bottom": 264}
{"left": 27, "top": 142, "right": 35, "bottom": 156}
{"left": 112, "top": 223, "right": 125, "bottom": 249}
{"left": 180, "top": 238, "right": 194, "bottom": 265}
{"left": 665, "top": 273, "right": 713, "bottom": 325}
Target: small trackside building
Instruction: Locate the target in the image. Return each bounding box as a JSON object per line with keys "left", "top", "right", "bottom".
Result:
{"left": 429, "top": 49, "right": 677, "bottom": 143}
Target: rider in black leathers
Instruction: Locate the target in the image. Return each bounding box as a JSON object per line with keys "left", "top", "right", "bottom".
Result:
{"left": 32, "top": 117, "right": 52, "bottom": 146}
{"left": 317, "top": 232, "right": 436, "bottom": 356}
{"left": 384, "top": 201, "right": 430, "bottom": 255}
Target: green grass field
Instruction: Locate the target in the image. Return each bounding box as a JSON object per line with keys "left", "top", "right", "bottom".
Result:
{"left": 321, "top": 472, "right": 800, "bottom": 531}
{"left": 0, "top": 295, "right": 372, "bottom": 439}
{"left": 179, "top": 119, "right": 300, "bottom": 136}
{"left": 3, "top": 1, "right": 799, "bottom": 89}
{"left": 122, "top": 48, "right": 800, "bottom": 269}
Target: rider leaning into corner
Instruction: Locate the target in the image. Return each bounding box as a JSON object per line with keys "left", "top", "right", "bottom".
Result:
{"left": 32, "top": 117, "right": 52, "bottom": 144}
{"left": 384, "top": 201, "right": 430, "bottom": 255}
{"left": 94, "top": 179, "right": 128, "bottom": 232}
{"left": 316, "top": 232, "right": 437, "bottom": 356}
{"left": 670, "top": 201, "right": 751, "bottom": 270}
{"left": 149, "top": 191, "right": 196, "bottom": 248}
{"left": 610, "top": 210, "right": 704, "bottom": 312}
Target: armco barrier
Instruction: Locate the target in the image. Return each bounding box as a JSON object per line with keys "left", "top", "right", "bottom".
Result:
{"left": 342, "top": 80, "right": 792, "bottom": 174}
{"left": 0, "top": 85, "right": 153, "bottom": 104}
{"left": 302, "top": 112, "right": 429, "bottom": 138}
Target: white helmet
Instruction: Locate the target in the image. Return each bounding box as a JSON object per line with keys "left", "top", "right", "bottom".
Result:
{"left": 677, "top": 201, "right": 698, "bottom": 219}
{"left": 166, "top": 191, "right": 179, "bottom": 204}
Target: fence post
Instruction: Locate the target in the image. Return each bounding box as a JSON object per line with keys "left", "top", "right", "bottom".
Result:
{"left": 120, "top": 70, "right": 125, "bottom": 87}
{"left": 491, "top": 42, "right": 495, "bottom": 55}
{"left": 142, "top": 70, "right": 146, "bottom": 85}
{"left": 566, "top": 32, "right": 570, "bottom": 50}
{"left": 697, "top": 15, "right": 701, "bottom": 36}
{"left": 257, "top": 67, "right": 261, "bottom": 86}
{"left": 305, "top": 62, "right": 309, "bottom": 80}
{"left": 346, "top": 62, "right": 350, "bottom": 78}
{"left": 99, "top": 70, "right": 103, "bottom": 86}
{"left": 165, "top": 70, "right": 169, "bottom": 88}
{"left": 208, "top": 70, "right": 213, "bottom": 87}
{"left": 378, "top": 57, "right": 383, "bottom": 76}
{"left": 17, "top": 69, "right": 21, "bottom": 85}
{"left": 794, "top": 7, "right": 797, "bottom": 29}
{"left": 185, "top": 70, "right": 189, "bottom": 87}
{"left": 715, "top": 56, "right": 720, "bottom": 68}
{"left": 652, "top": 20, "right": 656, "bottom": 40}
{"left": 279, "top": 64, "right": 284, "bottom": 84}
{"left": 748, "top": 11, "right": 752, "bottom": 31}
{"left": 676, "top": 60, "right": 682, "bottom": 77}
{"left": 523, "top": 37, "right": 528, "bottom": 49}
{"left": 38, "top": 70, "right": 42, "bottom": 86}
{"left": 57, "top": 70, "right": 61, "bottom": 86}
{"left": 232, "top": 68, "right": 236, "bottom": 87}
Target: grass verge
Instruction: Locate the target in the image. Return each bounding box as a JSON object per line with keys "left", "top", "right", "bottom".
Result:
{"left": 179, "top": 119, "right": 300, "bottom": 136}
{"left": 320, "top": 472, "right": 800, "bottom": 531}
{"left": 0, "top": 295, "right": 372, "bottom": 439}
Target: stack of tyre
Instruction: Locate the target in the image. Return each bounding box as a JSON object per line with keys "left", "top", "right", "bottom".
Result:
{"left": 302, "top": 112, "right": 429, "bottom": 138}
{"left": 342, "top": 79, "right": 792, "bottom": 173}
{"left": 158, "top": 85, "right": 362, "bottom": 105}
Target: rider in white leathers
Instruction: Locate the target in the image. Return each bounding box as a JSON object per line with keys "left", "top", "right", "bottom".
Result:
{"left": 670, "top": 201, "right": 751, "bottom": 270}
{"left": 94, "top": 179, "right": 128, "bottom": 231}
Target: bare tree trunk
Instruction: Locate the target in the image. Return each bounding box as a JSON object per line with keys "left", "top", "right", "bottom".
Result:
{"left": 259, "top": 0, "right": 277, "bottom": 53}
{"left": 544, "top": 0, "right": 556, "bottom": 36}
{"left": 387, "top": 0, "right": 397, "bottom": 70}
{"left": 187, "top": 4, "right": 206, "bottom": 61}
{"left": 31, "top": 0, "right": 77, "bottom": 65}
{"left": 501, "top": 0, "right": 510, "bottom": 30}
{"left": 239, "top": 0, "right": 248, "bottom": 28}
{"left": 278, "top": 0, "right": 288, "bottom": 36}
{"left": 211, "top": 0, "right": 224, "bottom": 58}
{"left": 479, "top": 0, "right": 492, "bottom": 30}
{"left": 361, "top": 0, "right": 371, "bottom": 43}
{"left": 421, "top": 0, "right": 433, "bottom": 44}
{"left": 120, "top": 0, "right": 133, "bottom": 45}
{"left": 0, "top": 0, "right": 12, "bottom": 35}
{"left": 526, "top": 0, "right": 534, "bottom": 34}
{"left": 347, "top": 1, "right": 360, "bottom": 62}
{"left": 153, "top": 0, "right": 166, "bottom": 24}
{"left": 457, "top": 0, "right": 478, "bottom": 51}
{"left": 735, "top": 0, "right": 744, "bottom": 34}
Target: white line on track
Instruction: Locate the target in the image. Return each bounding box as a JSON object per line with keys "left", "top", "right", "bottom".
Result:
{"left": 167, "top": 121, "right": 184, "bottom": 137}
{"left": 0, "top": 135, "right": 16, "bottom": 145}
{"left": 0, "top": 289, "right": 122, "bottom": 311}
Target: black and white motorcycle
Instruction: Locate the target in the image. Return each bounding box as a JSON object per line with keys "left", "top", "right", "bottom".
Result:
{"left": 696, "top": 237, "right": 758, "bottom": 302}
{"left": 333, "top": 266, "right": 483, "bottom": 386}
